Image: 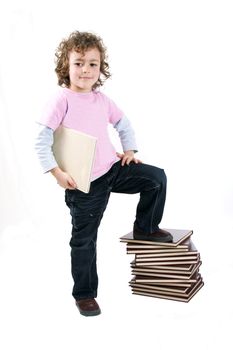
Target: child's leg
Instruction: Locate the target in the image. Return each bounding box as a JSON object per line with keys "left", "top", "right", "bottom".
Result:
{"left": 65, "top": 176, "right": 111, "bottom": 301}
{"left": 111, "top": 162, "right": 169, "bottom": 235}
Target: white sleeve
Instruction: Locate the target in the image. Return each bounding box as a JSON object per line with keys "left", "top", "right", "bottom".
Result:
{"left": 113, "top": 115, "right": 138, "bottom": 152}
{"left": 34, "top": 123, "right": 58, "bottom": 173}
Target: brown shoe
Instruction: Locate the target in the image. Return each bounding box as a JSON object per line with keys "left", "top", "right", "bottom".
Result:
{"left": 133, "top": 226, "right": 173, "bottom": 242}
{"left": 76, "top": 298, "right": 101, "bottom": 317}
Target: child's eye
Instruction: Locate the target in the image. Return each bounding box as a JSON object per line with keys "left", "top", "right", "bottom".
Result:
{"left": 90, "top": 63, "right": 97, "bottom": 67}
{"left": 75, "top": 63, "right": 83, "bottom": 67}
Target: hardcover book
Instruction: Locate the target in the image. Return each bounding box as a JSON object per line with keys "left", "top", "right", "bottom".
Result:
{"left": 132, "top": 277, "right": 204, "bottom": 302}
{"left": 134, "top": 257, "right": 200, "bottom": 266}
{"left": 52, "top": 125, "right": 97, "bottom": 193}
{"left": 120, "top": 229, "right": 193, "bottom": 247}
{"left": 131, "top": 262, "right": 201, "bottom": 280}
{"left": 130, "top": 261, "right": 202, "bottom": 276}
{"left": 132, "top": 272, "right": 200, "bottom": 284}
{"left": 129, "top": 240, "right": 197, "bottom": 257}
{"left": 130, "top": 276, "right": 193, "bottom": 288}
{"left": 130, "top": 260, "right": 199, "bottom": 272}
{"left": 126, "top": 245, "right": 189, "bottom": 254}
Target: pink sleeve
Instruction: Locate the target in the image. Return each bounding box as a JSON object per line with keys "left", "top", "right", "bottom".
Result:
{"left": 104, "top": 94, "right": 124, "bottom": 125}
{"left": 38, "top": 90, "right": 67, "bottom": 130}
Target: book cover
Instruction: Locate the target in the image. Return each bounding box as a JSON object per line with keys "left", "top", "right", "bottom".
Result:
{"left": 126, "top": 246, "right": 189, "bottom": 254}
{"left": 135, "top": 253, "right": 200, "bottom": 263}
{"left": 134, "top": 250, "right": 198, "bottom": 259}
{"left": 129, "top": 281, "right": 190, "bottom": 293}
{"left": 52, "top": 125, "right": 97, "bottom": 193}
{"left": 132, "top": 277, "right": 204, "bottom": 302}
{"left": 130, "top": 260, "right": 197, "bottom": 272}
{"left": 132, "top": 273, "right": 200, "bottom": 284}
{"left": 134, "top": 257, "right": 200, "bottom": 266}
{"left": 130, "top": 276, "right": 203, "bottom": 296}
{"left": 131, "top": 262, "right": 201, "bottom": 280}
{"left": 131, "top": 240, "right": 197, "bottom": 258}
{"left": 130, "top": 276, "right": 193, "bottom": 288}
{"left": 130, "top": 261, "right": 202, "bottom": 276}
{"left": 120, "top": 229, "right": 193, "bottom": 247}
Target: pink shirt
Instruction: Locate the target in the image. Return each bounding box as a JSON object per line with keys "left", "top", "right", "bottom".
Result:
{"left": 39, "top": 87, "right": 124, "bottom": 179}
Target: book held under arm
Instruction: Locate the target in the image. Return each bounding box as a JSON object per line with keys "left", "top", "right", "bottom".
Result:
{"left": 52, "top": 126, "right": 97, "bottom": 193}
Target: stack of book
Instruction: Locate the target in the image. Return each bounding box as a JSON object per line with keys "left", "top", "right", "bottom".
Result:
{"left": 120, "top": 229, "right": 204, "bottom": 302}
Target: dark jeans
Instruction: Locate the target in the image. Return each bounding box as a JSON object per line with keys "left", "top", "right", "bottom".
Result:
{"left": 65, "top": 160, "right": 167, "bottom": 300}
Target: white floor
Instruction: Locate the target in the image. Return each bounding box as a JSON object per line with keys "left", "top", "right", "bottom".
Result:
{"left": 0, "top": 212, "right": 232, "bottom": 350}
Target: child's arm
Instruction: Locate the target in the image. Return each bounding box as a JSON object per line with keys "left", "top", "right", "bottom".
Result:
{"left": 35, "top": 124, "right": 77, "bottom": 189}
{"left": 114, "top": 116, "right": 142, "bottom": 166}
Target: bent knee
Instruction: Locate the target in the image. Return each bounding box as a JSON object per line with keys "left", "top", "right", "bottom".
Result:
{"left": 160, "top": 169, "right": 167, "bottom": 184}
{"left": 151, "top": 166, "right": 167, "bottom": 188}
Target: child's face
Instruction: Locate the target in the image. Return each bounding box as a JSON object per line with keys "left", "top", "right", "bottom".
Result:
{"left": 68, "top": 47, "right": 101, "bottom": 92}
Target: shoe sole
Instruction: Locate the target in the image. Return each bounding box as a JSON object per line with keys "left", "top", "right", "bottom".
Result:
{"left": 76, "top": 305, "right": 101, "bottom": 317}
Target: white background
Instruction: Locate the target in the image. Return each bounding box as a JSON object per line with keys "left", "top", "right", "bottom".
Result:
{"left": 0, "top": 0, "right": 232, "bottom": 349}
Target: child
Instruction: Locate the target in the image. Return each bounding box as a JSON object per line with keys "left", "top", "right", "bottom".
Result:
{"left": 35, "top": 31, "right": 172, "bottom": 317}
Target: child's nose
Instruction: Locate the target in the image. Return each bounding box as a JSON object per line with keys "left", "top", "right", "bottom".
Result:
{"left": 82, "top": 64, "right": 89, "bottom": 73}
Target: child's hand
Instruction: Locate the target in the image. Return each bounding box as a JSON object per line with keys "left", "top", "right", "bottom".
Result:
{"left": 50, "top": 167, "right": 77, "bottom": 190}
{"left": 116, "top": 150, "right": 142, "bottom": 166}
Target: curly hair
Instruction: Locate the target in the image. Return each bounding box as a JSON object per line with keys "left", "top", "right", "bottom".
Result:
{"left": 55, "top": 31, "right": 111, "bottom": 90}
